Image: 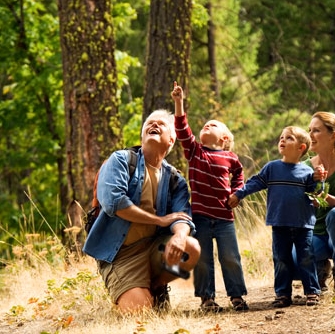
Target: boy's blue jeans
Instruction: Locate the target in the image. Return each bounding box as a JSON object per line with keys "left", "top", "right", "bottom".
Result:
{"left": 192, "top": 214, "right": 247, "bottom": 299}
{"left": 311, "top": 235, "right": 333, "bottom": 263}
{"left": 292, "top": 208, "right": 335, "bottom": 280}
{"left": 273, "top": 226, "right": 320, "bottom": 296}
{"left": 293, "top": 234, "right": 332, "bottom": 280}
{"left": 325, "top": 208, "right": 335, "bottom": 266}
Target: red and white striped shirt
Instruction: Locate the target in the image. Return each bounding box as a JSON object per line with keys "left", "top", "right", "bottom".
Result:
{"left": 175, "top": 114, "right": 244, "bottom": 221}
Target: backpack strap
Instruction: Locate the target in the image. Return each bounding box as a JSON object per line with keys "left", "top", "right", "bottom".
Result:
{"left": 91, "top": 165, "right": 102, "bottom": 209}
{"left": 127, "top": 146, "right": 180, "bottom": 192}
{"left": 125, "top": 145, "right": 141, "bottom": 179}
{"left": 169, "top": 166, "right": 180, "bottom": 193}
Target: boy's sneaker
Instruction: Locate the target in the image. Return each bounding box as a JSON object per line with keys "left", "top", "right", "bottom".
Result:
{"left": 200, "top": 298, "right": 224, "bottom": 313}
{"left": 272, "top": 295, "right": 292, "bottom": 308}
{"left": 152, "top": 284, "right": 171, "bottom": 312}
{"left": 318, "top": 259, "right": 332, "bottom": 291}
{"left": 306, "top": 294, "right": 319, "bottom": 306}
{"left": 231, "top": 296, "right": 249, "bottom": 311}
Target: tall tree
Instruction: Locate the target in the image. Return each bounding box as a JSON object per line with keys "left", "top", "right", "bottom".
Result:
{"left": 143, "top": 0, "right": 192, "bottom": 170}
{"left": 58, "top": 0, "right": 119, "bottom": 249}
{"left": 206, "top": 1, "right": 219, "bottom": 99}
{"left": 144, "top": 0, "right": 192, "bottom": 117}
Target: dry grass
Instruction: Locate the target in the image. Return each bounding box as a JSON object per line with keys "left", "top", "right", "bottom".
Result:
{"left": 1, "top": 195, "right": 335, "bottom": 334}
{"left": 0, "top": 223, "right": 276, "bottom": 334}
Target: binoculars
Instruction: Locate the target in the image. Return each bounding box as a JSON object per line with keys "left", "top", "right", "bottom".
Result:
{"left": 158, "top": 244, "right": 190, "bottom": 280}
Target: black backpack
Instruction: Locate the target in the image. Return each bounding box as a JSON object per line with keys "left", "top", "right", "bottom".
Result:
{"left": 84, "top": 146, "right": 180, "bottom": 234}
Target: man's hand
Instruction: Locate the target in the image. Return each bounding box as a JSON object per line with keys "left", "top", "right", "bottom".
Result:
{"left": 117, "top": 205, "right": 191, "bottom": 227}
{"left": 157, "top": 212, "right": 192, "bottom": 228}
{"left": 164, "top": 233, "right": 188, "bottom": 266}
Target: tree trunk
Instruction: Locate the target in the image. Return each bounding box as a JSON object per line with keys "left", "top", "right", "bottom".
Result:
{"left": 206, "top": 1, "right": 219, "bottom": 99}
{"left": 58, "top": 0, "right": 119, "bottom": 251}
{"left": 144, "top": 0, "right": 192, "bottom": 171}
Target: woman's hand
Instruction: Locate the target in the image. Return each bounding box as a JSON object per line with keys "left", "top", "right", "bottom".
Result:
{"left": 314, "top": 164, "right": 327, "bottom": 182}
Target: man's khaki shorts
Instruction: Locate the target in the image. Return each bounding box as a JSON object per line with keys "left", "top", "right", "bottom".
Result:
{"left": 97, "top": 235, "right": 169, "bottom": 304}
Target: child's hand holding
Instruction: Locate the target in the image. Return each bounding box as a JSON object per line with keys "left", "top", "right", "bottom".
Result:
{"left": 228, "top": 194, "right": 240, "bottom": 208}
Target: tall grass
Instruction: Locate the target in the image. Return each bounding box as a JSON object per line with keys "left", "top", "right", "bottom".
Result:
{"left": 234, "top": 191, "right": 273, "bottom": 281}
{"left": 0, "top": 192, "right": 273, "bottom": 334}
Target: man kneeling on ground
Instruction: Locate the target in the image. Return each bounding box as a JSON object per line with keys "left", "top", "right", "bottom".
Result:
{"left": 83, "top": 109, "right": 201, "bottom": 313}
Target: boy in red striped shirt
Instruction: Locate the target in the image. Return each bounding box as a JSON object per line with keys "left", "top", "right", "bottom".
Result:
{"left": 171, "top": 82, "right": 248, "bottom": 312}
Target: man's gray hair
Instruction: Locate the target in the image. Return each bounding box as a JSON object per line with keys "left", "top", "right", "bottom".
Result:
{"left": 142, "top": 110, "right": 176, "bottom": 155}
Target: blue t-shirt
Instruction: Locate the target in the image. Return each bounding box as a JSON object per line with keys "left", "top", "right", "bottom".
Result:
{"left": 235, "top": 159, "right": 316, "bottom": 228}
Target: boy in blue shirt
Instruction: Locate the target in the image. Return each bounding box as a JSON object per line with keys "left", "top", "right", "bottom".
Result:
{"left": 229, "top": 126, "right": 321, "bottom": 307}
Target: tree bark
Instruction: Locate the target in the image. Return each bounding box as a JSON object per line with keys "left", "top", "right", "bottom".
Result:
{"left": 144, "top": 0, "right": 192, "bottom": 171}
{"left": 206, "top": 1, "right": 219, "bottom": 99}
{"left": 58, "top": 0, "right": 119, "bottom": 250}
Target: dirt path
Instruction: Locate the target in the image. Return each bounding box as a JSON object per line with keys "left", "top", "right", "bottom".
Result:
{"left": 0, "top": 273, "right": 335, "bottom": 334}
{"left": 169, "top": 278, "right": 335, "bottom": 334}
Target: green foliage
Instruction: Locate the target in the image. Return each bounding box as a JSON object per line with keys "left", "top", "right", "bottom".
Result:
{"left": 306, "top": 182, "right": 330, "bottom": 208}
{"left": 0, "top": 0, "right": 145, "bottom": 243}
{"left": 189, "top": 0, "right": 282, "bottom": 170}
{"left": 238, "top": 109, "right": 312, "bottom": 175}
{"left": 115, "top": 50, "right": 141, "bottom": 101}
{"left": 113, "top": 2, "right": 137, "bottom": 31}
{"left": 191, "top": 1, "right": 209, "bottom": 28}
{"left": 1, "top": 0, "right": 335, "bottom": 257}
{"left": 121, "top": 97, "right": 143, "bottom": 147}
{"left": 3, "top": 255, "right": 102, "bottom": 331}
{"left": 240, "top": 0, "right": 335, "bottom": 113}
{"left": 0, "top": 185, "right": 65, "bottom": 265}
{"left": 0, "top": 0, "right": 65, "bottom": 234}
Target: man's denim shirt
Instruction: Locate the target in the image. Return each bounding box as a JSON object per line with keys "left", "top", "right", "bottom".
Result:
{"left": 83, "top": 148, "right": 195, "bottom": 263}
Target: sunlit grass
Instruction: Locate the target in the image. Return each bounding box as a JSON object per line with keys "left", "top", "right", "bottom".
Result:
{"left": 0, "top": 192, "right": 274, "bottom": 333}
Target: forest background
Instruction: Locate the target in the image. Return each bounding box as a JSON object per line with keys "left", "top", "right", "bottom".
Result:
{"left": 1, "top": 0, "right": 335, "bottom": 261}
{"left": 2, "top": 1, "right": 335, "bottom": 333}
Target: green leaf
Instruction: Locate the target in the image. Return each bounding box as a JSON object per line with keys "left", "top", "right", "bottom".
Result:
{"left": 305, "top": 182, "right": 330, "bottom": 208}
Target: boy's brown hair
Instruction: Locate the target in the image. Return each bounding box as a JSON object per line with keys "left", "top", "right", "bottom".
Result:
{"left": 283, "top": 126, "right": 311, "bottom": 157}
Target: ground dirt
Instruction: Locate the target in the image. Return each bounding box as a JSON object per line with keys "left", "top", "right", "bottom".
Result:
{"left": 169, "top": 278, "right": 335, "bottom": 334}
{"left": 1, "top": 273, "right": 334, "bottom": 334}
{"left": 0, "top": 238, "right": 334, "bottom": 334}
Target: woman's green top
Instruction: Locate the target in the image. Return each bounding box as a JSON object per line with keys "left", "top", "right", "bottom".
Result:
{"left": 305, "top": 158, "right": 335, "bottom": 235}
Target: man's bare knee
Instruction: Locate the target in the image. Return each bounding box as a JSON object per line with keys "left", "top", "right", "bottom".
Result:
{"left": 183, "top": 237, "right": 201, "bottom": 269}
{"left": 117, "top": 287, "right": 153, "bottom": 313}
